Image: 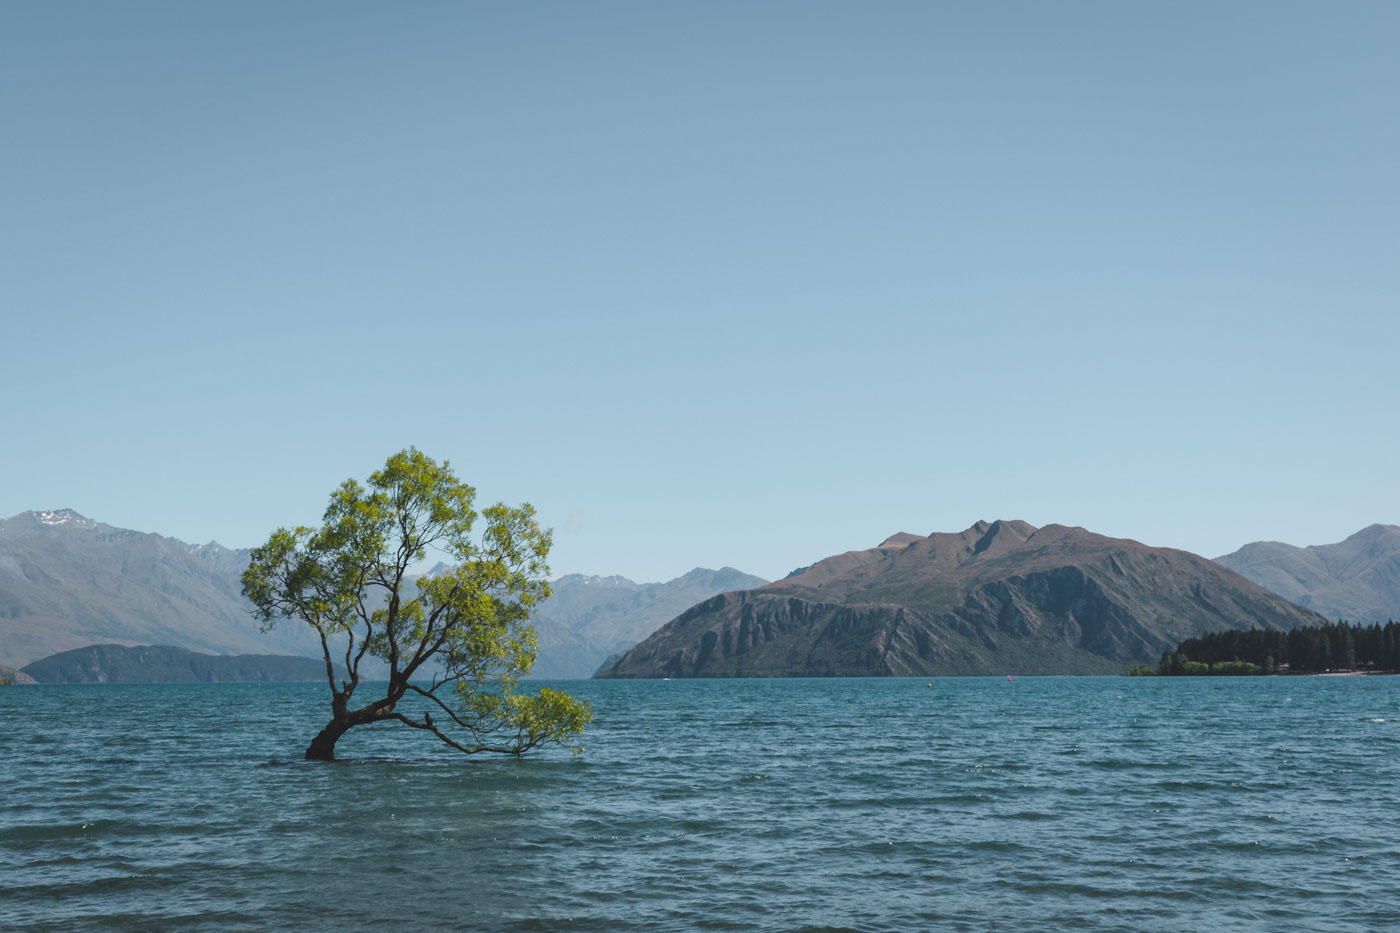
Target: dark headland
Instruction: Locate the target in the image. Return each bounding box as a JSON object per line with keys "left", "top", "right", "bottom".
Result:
{"left": 21, "top": 644, "right": 347, "bottom": 684}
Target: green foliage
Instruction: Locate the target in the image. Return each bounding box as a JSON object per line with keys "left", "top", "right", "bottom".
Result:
{"left": 1212, "top": 660, "right": 1263, "bottom": 676}
{"left": 1124, "top": 665, "right": 1156, "bottom": 676}
{"left": 242, "top": 447, "right": 592, "bottom": 759}
{"left": 1158, "top": 620, "right": 1400, "bottom": 676}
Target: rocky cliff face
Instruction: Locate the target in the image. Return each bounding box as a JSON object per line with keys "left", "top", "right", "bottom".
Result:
{"left": 1215, "top": 524, "right": 1400, "bottom": 623}
{"left": 598, "top": 521, "right": 1328, "bottom": 678}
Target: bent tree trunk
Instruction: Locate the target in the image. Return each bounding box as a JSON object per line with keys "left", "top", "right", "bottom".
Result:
{"left": 305, "top": 717, "right": 352, "bottom": 761}
{"left": 303, "top": 689, "right": 399, "bottom": 761}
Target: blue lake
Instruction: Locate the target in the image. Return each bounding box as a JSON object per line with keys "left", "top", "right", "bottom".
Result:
{"left": 3, "top": 676, "right": 1400, "bottom": 931}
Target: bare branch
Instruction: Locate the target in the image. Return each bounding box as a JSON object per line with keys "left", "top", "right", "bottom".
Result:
{"left": 404, "top": 683, "right": 475, "bottom": 730}
{"left": 317, "top": 630, "right": 337, "bottom": 695}
{"left": 388, "top": 713, "right": 536, "bottom": 757}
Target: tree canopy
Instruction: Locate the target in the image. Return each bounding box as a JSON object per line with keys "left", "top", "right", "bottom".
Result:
{"left": 241, "top": 448, "right": 591, "bottom": 760}
{"left": 1149, "top": 619, "right": 1400, "bottom": 676}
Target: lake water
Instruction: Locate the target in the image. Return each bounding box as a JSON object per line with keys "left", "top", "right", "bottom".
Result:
{"left": 3, "top": 676, "right": 1400, "bottom": 931}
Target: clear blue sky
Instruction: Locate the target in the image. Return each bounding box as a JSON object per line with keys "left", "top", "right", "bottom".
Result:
{"left": 3, "top": 2, "right": 1396, "bottom": 582}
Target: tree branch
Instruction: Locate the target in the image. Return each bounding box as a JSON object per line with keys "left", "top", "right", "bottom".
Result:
{"left": 317, "top": 630, "right": 337, "bottom": 695}
{"left": 404, "top": 683, "right": 475, "bottom": 730}
{"left": 388, "top": 713, "right": 535, "bottom": 757}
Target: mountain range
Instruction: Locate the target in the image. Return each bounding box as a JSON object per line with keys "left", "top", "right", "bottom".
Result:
{"left": 0, "top": 509, "right": 763, "bottom": 677}
{"left": 5, "top": 509, "right": 1396, "bottom": 679}
{"left": 1215, "top": 524, "right": 1400, "bottom": 624}
{"left": 599, "top": 520, "right": 1328, "bottom": 678}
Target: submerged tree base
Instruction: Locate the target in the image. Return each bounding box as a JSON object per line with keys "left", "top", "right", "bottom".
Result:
{"left": 305, "top": 721, "right": 350, "bottom": 761}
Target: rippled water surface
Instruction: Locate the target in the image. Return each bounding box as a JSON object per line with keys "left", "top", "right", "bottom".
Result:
{"left": 4, "top": 676, "right": 1400, "bottom": 931}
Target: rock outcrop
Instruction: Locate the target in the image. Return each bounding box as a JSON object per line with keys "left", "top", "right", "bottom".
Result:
{"left": 0, "top": 664, "right": 36, "bottom": 684}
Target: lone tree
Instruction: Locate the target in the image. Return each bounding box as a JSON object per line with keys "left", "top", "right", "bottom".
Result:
{"left": 242, "top": 448, "right": 591, "bottom": 761}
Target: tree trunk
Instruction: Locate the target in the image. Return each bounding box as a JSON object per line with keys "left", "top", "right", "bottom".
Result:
{"left": 305, "top": 717, "right": 351, "bottom": 761}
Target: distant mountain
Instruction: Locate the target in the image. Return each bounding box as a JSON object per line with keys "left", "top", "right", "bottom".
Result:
{"left": 598, "top": 521, "right": 1326, "bottom": 678}
{"left": 0, "top": 509, "right": 331, "bottom": 669}
{"left": 0, "top": 508, "right": 762, "bottom": 680}
{"left": 530, "top": 567, "right": 769, "bottom": 678}
{"left": 1214, "top": 524, "right": 1400, "bottom": 623}
{"left": 21, "top": 644, "right": 346, "bottom": 684}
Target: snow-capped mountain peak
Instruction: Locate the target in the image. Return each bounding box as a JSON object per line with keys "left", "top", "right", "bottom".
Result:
{"left": 34, "top": 509, "right": 97, "bottom": 528}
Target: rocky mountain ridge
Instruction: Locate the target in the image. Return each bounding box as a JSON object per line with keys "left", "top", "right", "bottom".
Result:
{"left": 599, "top": 521, "right": 1328, "bottom": 678}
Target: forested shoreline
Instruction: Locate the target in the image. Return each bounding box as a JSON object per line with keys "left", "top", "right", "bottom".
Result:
{"left": 1127, "top": 621, "right": 1400, "bottom": 676}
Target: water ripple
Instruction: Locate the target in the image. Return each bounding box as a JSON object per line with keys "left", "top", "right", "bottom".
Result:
{"left": 4, "top": 677, "right": 1400, "bottom": 931}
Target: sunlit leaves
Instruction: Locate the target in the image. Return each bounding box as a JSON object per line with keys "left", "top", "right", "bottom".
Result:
{"left": 514, "top": 687, "right": 592, "bottom": 751}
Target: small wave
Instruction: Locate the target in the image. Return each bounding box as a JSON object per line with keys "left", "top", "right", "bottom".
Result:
{"left": 924, "top": 792, "right": 995, "bottom": 805}
{"left": 0, "top": 819, "right": 159, "bottom": 843}
{"left": 996, "top": 879, "right": 1141, "bottom": 899}
{"left": 962, "top": 839, "right": 1028, "bottom": 853}
{"left": 1083, "top": 758, "right": 1174, "bottom": 770}
{"left": 991, "top": 810, "right": 1059, "bottom": 822}
{"left": 718, "top": 720, "right": 788, "bottom": 728}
